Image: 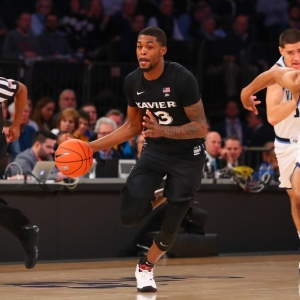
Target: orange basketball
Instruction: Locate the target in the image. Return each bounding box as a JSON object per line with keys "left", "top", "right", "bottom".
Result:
{"left": 55, "top": 139, "right": 93, "bottom": 178}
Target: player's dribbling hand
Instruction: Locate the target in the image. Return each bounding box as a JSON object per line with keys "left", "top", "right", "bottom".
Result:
{"left": 240, "top": 88, "right": 261, "bottom": 115}
{"left": 142, "top": 109, "right": 163, "bottom": 138}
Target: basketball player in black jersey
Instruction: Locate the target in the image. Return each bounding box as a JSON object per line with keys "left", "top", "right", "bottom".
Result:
{"left": 89, "top": 27, "right": 208, "bottom": 292}
{"left": 0, "top": 77, "right": 39, "bottom": 269}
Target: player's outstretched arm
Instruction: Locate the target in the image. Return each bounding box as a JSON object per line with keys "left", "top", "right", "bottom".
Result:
{"left": 241, "top": 67, "right": 294, "bottom": 114}
{"left": 142, "top": 99, "right": 208, "bottom": 139}
{"left": 265, "top": 69, "right": 300, "bottom": 126}
{"left": 88, "top": 106, "right": 143, "bottom": 153}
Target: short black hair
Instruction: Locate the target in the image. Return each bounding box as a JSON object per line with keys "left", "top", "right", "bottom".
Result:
{"left": 78, "top": 109, "right": 90, "bottom": 122}
{"left": 279, "top": 28, "right": 300, "bottom": 48}
{"left": 81, "top": 103, "right": 96, "bottom": 109}
{"left": 138, "top": 26, "right": 167, "bottom": 46}
{"left": 32, "top": 130, "right": 57, "bottom": 145}
{"left": 224, "top": 134, "right": 241, "bottom": 144}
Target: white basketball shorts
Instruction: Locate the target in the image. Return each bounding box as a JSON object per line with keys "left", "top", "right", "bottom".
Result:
{"left": 274, "top": 140, "right": 297, "bottom": 189}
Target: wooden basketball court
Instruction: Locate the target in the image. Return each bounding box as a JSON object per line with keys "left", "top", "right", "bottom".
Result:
{"left": 0, "top": 254, "right": 299, "bottom": 299}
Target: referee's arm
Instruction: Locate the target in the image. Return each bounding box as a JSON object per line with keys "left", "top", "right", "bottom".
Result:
{"left": 8, "top": 81, "right": 27, "bottom": 141}
{"left": 12, "top": 82, "right": 27, "bottom": 126}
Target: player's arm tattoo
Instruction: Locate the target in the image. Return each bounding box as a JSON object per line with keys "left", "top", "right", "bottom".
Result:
{"left": 163, "top": 99, "right": 208, "bottom": 139}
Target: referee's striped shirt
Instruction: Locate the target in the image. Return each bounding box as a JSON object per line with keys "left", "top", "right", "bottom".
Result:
{"left": 0, "top": 77, "right": 19, "bottom": 102}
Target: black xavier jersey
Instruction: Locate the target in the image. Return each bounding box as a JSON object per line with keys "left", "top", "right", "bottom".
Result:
{"left": 124, "top": 61, "right": 205, "bottom": 161}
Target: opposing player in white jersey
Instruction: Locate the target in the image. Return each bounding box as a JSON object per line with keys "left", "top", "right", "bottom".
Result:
{"left": 241, "top": 28, "right": 300, "bottom": 242}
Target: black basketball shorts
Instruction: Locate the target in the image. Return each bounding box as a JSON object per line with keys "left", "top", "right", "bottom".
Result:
{"left": 125, "top": 152, "right": 206, "bottom": 203}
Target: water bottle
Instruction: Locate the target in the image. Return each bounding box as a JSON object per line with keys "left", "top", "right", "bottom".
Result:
{"left": 258, "top": 163, "right": 268, "bottom": 180}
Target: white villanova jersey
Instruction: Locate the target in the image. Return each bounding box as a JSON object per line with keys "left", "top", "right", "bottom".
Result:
{"left": 274, "top": 56, "right": 300, "bottom": 140}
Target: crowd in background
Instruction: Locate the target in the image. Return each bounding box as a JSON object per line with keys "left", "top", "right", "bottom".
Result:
{"left": 0, "top": 0, "right": 299, "bottom": 63}
{"left": 0, "top": 0, "right": 293, "bottom": 180}
{"left": 1, "top": 88, "right": 277, "bottom": 181}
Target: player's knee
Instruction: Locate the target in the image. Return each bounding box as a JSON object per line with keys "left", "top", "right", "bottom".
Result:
{"left": 121, "top": 186, "right": 153, "bottom": 227}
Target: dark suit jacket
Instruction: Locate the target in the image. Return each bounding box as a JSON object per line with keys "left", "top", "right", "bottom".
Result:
{"left": 248, "top": 124, "right": 275, "bottom": 147}
{"left": 211, "top": 119, "right": 251, "bottom": 146}
{"left": 204, "top": 157, "right": 227, "bottom": 176}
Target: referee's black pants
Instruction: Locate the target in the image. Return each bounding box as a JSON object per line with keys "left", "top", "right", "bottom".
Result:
{"left": 0, "top": 132, "right": 30, "bottom": 239}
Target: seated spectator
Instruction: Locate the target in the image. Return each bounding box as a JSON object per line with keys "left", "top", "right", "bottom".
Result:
{"left": 197, "top": 16, "right": 221, "bottom": 42}
{"left": 7, "top": 102, "right": 37, "bottom": 161}
{"left": 111, "top": 13, "right": 146, "bottom": 62}
{"left": 9, "top": 130, "right": 65, "bottom": 180}
{"left": 55, "top": 130, "right": 73, "bottom": 150}
{"left": 38, "top": 13, "right": 76, "bottom": 60}
{"left": 52, "top": 89, "right": 77, "bottom": 125}
{"left": 2, "top": 12, "right": 39, "bottom": 62}
{"left": 252, "top": 141, "right": 279, "bottom": 181}
{"left": 255, "top": 0, "right": 289, "bottom": 42}
{"left": 246, "top": 108, "right": 275, "bottom": 147}
{"left": 101, "top": 0, "right": 123, "bottom": 17}
{"left": 8, "top": 102, "right": 38, "bottom": 131}
{"left": 59, "top": 0, "right": 94, "bottom": 58}
{"left": 31, "top": 96, "right": 55, "bottom": 130}
{"left": 211, "top": 100, "right": 251, "bottom": 146}
{"left": 106, "top": 108, "right": 135, "bottom": 158}
{"left": 106, "top": 0, "right": 137, "bottom": 42}
{"left": 93, "top": 117, "right": 122, "bottom": 160}
{"left": 106, "top": 108, "right": 124, "bottom": 127}
{"left": 147, "top": 0, "right": 184, "bottom": 40}
{"left": 214, "top": 15, "right": 233, "bottom": 39}
{"left": 23, "top": 103, "right": 38, "bottom": 131}
{"left": 81, "top": 103, "right": 98, "bottom": 138}
{"left": 204, "top": 131, "right": 227, "bottom": 177}
{"left": 287, "top": 4, "right": 300, "bottom": 30}
{"left": 0, "top": 1, "right": 35, "bottom": 31}
{"left": 73, "top": 109, "right": 90, "bottom": 142}
{"left": 261, "top": 141, "right": 279, "bottom": 180}
{"left": 188, "top": 0, "right": 215, "bottom": 40}
{"left": 85, "top": 0, "right": 110, "bottom": 59}
{"left": 220, "top": 135, "right": 243, "bottom": 168}
{"left": 222, "top": 15, "right": 268, "bottom": 97}
{"left": 31, "top": 0, "right": 52, "bottom": 36}
{"left": 51, "top": 108, "right": 79, "bottom": 135}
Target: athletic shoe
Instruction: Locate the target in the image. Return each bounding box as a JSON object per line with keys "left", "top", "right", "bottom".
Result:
{"left": 20, "top": 225, "right": 39, "bottom": 269}
{"left": 136, "top": 294, "right": 157, "bottom": 300}
{"left": 135, "top": 264, "right": 157, "bottom": 293}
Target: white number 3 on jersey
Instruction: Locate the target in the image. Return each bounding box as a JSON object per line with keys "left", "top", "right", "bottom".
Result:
{"left": 154, "top": 111, "right": 173, "bottom": 125}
